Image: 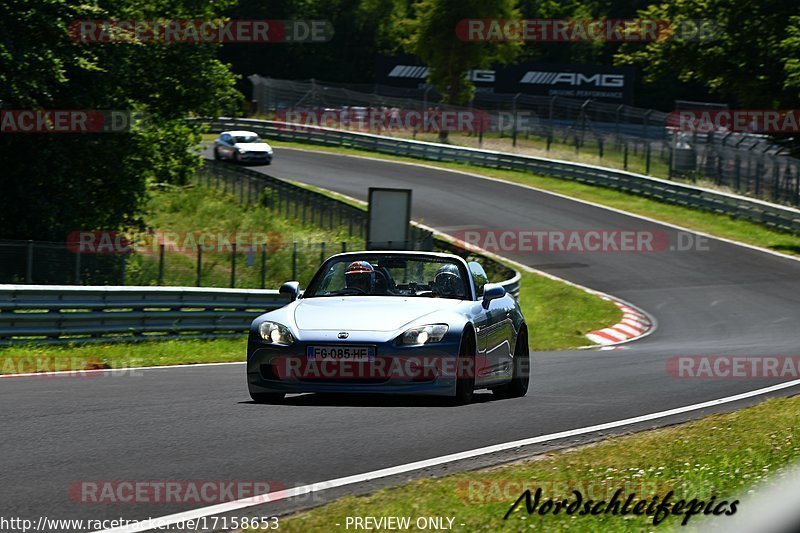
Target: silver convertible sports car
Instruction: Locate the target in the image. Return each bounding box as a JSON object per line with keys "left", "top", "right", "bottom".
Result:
{"left": 247, "top": 251, "right": 529, "bottom": 405}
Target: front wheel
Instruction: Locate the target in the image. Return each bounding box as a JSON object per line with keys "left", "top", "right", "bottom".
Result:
{"left": 451, "top": 333, "right": 476, "bottom": 405}
{"left": 493, "top": 328, "right": 530, "bottom": 399}
{"left": 249, "top": 391, "right": 285, "bottom": 404}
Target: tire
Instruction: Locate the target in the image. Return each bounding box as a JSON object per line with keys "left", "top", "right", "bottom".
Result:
{"left": 451, "top": 332, "right": 476, "bottom": 405}
{"left": 213, "top": 147, "right": 221, "bottom": 160}
{"left": 249, "top": 391, "right": 285, "bottom": 404}
{"left": 493, "top": 328, "right": 530, "bottom": 399}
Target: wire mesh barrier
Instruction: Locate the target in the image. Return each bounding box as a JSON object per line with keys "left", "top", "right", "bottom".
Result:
{"left": 198, "top": 117, "right": 800, "bottom": 234}
{"left": 246, "top": 76, "right": 800, "bottom": 207}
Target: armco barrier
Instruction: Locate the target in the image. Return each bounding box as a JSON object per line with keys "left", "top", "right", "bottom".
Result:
{"left": 197, "top": 118, "right": 800, "bottom": 234}
{"left": 0, "top": 285, "right": 287, "bottom": 345}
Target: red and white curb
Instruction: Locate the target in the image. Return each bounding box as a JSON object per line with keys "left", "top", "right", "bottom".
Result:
{"left": 586, "top": 301, "right": 652, "bottom": 346}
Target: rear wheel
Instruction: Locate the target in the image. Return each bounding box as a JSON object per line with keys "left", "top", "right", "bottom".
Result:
{"left": 451, "top": 332, "right": 476, "bottom": 405}
{"left": 493, "top": 328, "right": 530, "bottom": 399}
{"left": 213, "top": 147, "right": 221, "bottom": 160}
{"left": 249, "top": 391, "right": 285, "bottom": 404}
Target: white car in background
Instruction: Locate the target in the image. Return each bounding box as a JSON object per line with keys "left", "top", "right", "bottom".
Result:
{"left": 213, "top": 130, "right": 273, "bottom": 164}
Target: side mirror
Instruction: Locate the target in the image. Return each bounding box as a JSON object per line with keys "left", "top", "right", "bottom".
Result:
{"left": 482, "top": 283, "right": 505, "bottom": 308}
{"left": 279, "top": 281, "right": 300, "bottom": 302}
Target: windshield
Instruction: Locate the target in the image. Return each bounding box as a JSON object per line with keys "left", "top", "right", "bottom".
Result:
{"left": 233, "top": 135, "right": 260, "bottom": 143}
{"left": 304, "top": 255, "right": 470, "bottom": 299}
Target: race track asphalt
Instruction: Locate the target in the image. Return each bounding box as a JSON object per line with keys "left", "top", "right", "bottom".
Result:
{"left": 2, "top": 147, "right": 800, "bottom": 529}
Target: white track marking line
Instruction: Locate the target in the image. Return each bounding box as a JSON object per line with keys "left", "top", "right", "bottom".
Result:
{"left": 0, "top": 361, "right": 243, "bottom": 379}
{"left": 95, "top": 378, "right": 800, "bottom": 533}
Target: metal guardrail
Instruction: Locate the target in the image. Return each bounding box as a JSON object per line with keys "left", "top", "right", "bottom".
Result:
{"left": 0, "top": 285, "right": 287, "bottom": 345}
{"left": 198, "top": 117, "right": 800, "bottom": 234}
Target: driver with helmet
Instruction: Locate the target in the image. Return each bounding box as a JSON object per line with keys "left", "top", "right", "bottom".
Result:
{"left": 344, "top": 260, "right": 376, "bottom": 294}
{"left": 433, "top": 264, "right": 464, "bottom": 298}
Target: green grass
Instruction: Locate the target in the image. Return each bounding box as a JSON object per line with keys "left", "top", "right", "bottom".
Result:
{"left": 253, "top": 138, "right": 800, "bottom": 256}
{"left": 0, "top": 338, "right": 245, "bottom": 374}
{"left": 125, "top": 181, "right": 361, "bottom": 289}
{"left": 261, "top": 394, "right": 800, "bottom": 532}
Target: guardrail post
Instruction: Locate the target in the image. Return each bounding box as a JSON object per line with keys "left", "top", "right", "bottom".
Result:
{"left": 25, "top": 240, "right": 33, "bottom": 283}
{"left": 645, "top": 143, "right": 651, "bottom": 175}
{"left": 292, "top": 242, "right": 297, "bottom": 279}
{"left": 623, "top": 142, "right": 629, "bottom": 170}
{"left": 230, "top": 243, "right": 237, "bottom": 288}
{"left": 158, "top": 244, "right": 165, "bottom": 286}
{"left": 196, "top": 247, "right": 203, "bottom": 287}
{"left": 341, "top": 241, "right": 347, "bottom": 253}
{"left": 320, "top": 242, "right": 326, "bottom": 264}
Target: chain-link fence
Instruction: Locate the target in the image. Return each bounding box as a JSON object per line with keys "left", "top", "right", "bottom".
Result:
{"left": 249, "top": 76, "right": 800, "bottom": 207}
{"left": 0, "top": 161, "right": 434, "bottom": 287}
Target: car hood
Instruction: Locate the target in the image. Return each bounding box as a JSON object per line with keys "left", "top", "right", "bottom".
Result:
{"left": 294, "top": 296, "right": 461, "bottom": 332}
{"left": 233, "top": 142, "right": 272, "bottom": 151}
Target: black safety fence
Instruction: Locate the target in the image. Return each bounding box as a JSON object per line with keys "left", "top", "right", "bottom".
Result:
{"left": 247, "top": 76, "right": 800, "bottom": 208}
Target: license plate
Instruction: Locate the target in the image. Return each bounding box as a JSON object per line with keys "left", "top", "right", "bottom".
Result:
{"left": 307, "top": 345, "right": 375, "bottom": 362}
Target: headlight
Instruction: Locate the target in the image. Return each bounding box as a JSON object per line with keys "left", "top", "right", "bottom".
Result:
{"left": 258, "top": 321, "right": 293, "bottom": 346}
{"left": 397, "top": 324, "right": 448, "bottom": 345}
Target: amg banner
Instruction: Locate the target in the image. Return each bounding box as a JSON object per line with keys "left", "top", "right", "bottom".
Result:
{"left": 376, "top": 57, "right": 635, "bottom": 103}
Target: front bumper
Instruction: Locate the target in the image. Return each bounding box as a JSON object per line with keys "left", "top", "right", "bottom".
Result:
{"left": 238, "top": 152, "right": 272, "bottom": 162}
{"left": 247, "top": 337, "right": 460, "bottom": 396}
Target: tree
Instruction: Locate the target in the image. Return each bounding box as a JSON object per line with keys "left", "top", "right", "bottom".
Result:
{"left": 403, "top": 0, "right": 522, "bottom": 140}
{"left": 0, "top": 0, "right": 241, "bottom": 241}
{"left": 614, "top": 0, "right": 800, "bottom": 109}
